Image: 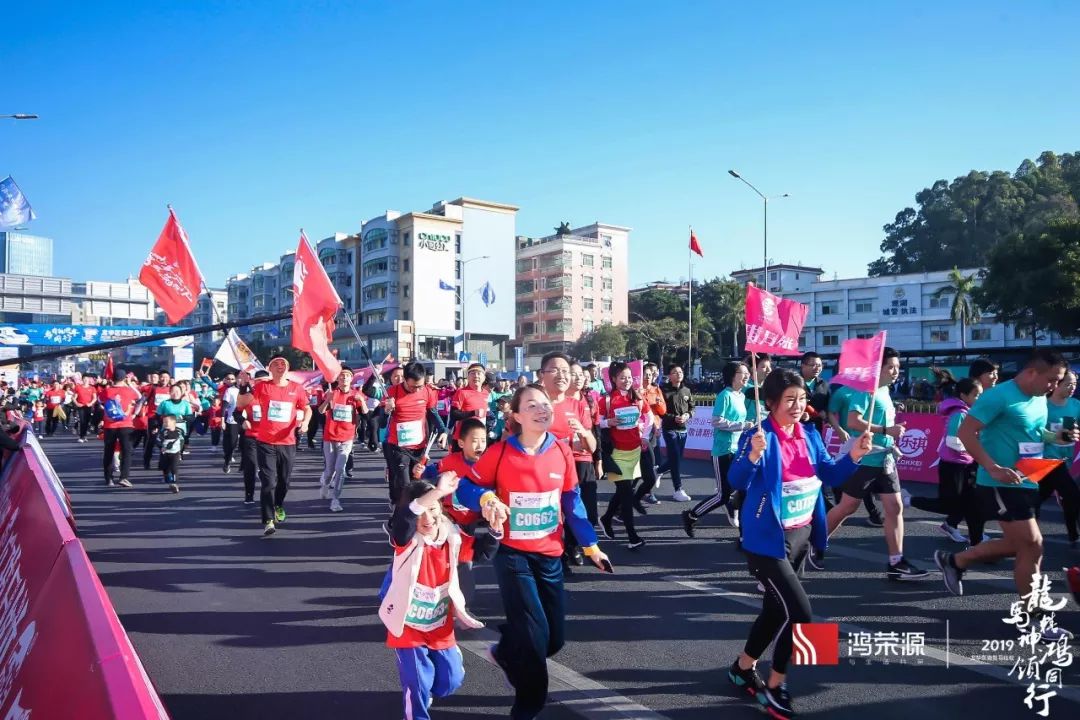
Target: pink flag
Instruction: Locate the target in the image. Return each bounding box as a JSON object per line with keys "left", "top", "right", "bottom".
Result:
{"left": 832, "top": 331, "right": 887, "bottom": 393}
{"left": 744, "top": 285, "right": 808, "bottom": 356}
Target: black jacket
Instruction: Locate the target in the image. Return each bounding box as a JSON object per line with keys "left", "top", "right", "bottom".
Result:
{"left": 661, "top": 383, "right": 693, "bottom": 432}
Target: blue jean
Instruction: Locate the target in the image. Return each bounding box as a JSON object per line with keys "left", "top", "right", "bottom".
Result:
{"left": 395, "top": 645, "right": 464, "bottom": 720}
{"left": 657, "top": 430, "right": 688, "bottom": 490}
{"left": 492, "top": 546, "right": 565, "bottom": 720}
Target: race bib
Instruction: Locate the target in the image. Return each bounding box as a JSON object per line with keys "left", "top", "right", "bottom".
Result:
{"left": 251, "top": 405, "right": 262, "bottom": 422}
{"left": 1019, "top": 442, "right": 1044, "bottom": 459}
{"left": 614, "top": 406, "right": 640, "bottom": 430}
{"left": 508, "top": 490, "right": 560, "bottom": 540}
{"left": 332, "top": 403, "right": 352, "bottom": 422}
{"left": 49, "top": 396, "right": 62, "bottom": 404}
{"left": 397, "top": 419, "right": 423, "bottom": 445}
{"left": 437, "top": 400, "right": 448, "bottom": 412}
{"left": 267, "top": 400, "right": 293, "bottom": 423}
{"left": 155, "top": 393, "right": 169, "bottom": 406}
{"left": 780, "top": 477, "right": 822, "bottom": 529}
{"left": 403, "top": 582, "right": 451, "bottom": 632}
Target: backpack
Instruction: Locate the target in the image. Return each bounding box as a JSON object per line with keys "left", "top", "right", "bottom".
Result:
{"left": 104, "top": 397, "right": 127, "bottom": 422}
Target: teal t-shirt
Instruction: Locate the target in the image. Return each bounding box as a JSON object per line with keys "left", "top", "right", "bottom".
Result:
{"left": 157, "top": 399, "right": 193, "bottom": 431}
{"left": 828, "top": 385, "right": 854, "bottom": 423}
{"left": 968, "top": 380, "right": 1048, "bottom": 489}
{"left": 743, "top": 380, "right": 766, "bottom": 423}
{"left": 847, "top": 386, "right": 896, "bottom": 468}
{"left": 711, "top": 387, "right": 747, "bottom": 457}
{"left": 1045, "top": 397, "right": 1080, "bottom": 463}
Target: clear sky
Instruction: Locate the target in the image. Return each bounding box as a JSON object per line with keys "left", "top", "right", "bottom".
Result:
{"left": 5, "top": 1, "right": 1079, "bottom": 289}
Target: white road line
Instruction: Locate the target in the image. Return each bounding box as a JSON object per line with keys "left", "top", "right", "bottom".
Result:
{"left": 459, "top": 630, "right": 671, "bottom": 720}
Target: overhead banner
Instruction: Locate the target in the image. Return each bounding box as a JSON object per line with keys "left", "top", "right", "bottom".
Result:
{"left": 0, "top": 324, "right": 192, "bottom": 348}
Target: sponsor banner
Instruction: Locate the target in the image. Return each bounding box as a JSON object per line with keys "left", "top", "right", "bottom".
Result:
{"left": 0, "top": 324, "right": 193, "bottom": 348}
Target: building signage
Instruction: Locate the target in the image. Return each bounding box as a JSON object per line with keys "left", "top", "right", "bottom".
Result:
{"left": 417, "top": 232, "right": 452, "bottom": 252}
{"left": 876, "top": 285, "right": 921, "bottom": 321}
{"left": 0, "top": 324, "right": 193, "bottom": 347}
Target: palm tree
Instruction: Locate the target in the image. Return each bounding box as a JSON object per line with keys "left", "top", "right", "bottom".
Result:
{"left": 933, "top": 267, "right": 980, "bottom": 350}
{"left": 714, "top": 279, "right": 746, "bottom": 357}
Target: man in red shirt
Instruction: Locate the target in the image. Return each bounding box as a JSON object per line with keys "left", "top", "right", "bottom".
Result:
{"left": 318, "top": 367, "right": 367, "bottom": 512}
{"left": 383, "top": 362, "right": 448, "bottom": 509}
{"left": 450, "top": 363, "right": 490, "bottom": 441}
{"left": 73, "top": 375, "right": 99, "bottom": 443}
{"left": 236, "top": 357, "right": 311, "bottom": 535}
{"left": 142, "top": 371, "right": 172, "bottom": 470}
{"left": 43, "top": 381, "right": 65, "bottom": 437}
{"left": 100, "top": 374, "right": 142, "bottom": 488}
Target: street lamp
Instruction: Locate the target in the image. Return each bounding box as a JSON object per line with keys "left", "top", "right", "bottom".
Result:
{"left": 728, "top": 169, "right": 789, "bottom": 292}
{"left": 0, "top": 114, "right": 39, "bottom": 120}
{"left": 459, "top": 255, "right": 490, "bottom": 358}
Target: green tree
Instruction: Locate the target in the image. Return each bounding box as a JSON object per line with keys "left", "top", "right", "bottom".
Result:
{"left": 932, "top": 267, "right": 981, "bottom": 349}
{"left": 629, "top": 288, "right": 686, "bottom": 322}
{"left": 626, "top": 317, "right": 687, "bottom": 367}
{"left": 573, "top": 323, "right": 628, "bottom": 360}
{"left": 975, "top": 221, "right": 1080, "bottom": 346}
{"left": 695, "top": 277, "right": 745, "bottom": 357}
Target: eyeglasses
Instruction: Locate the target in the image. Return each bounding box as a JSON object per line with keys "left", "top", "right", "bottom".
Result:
{"left": 543, "top": 369, "right": 571, "bottom": 377}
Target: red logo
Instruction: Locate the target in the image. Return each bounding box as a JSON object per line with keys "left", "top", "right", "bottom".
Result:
{"left": 792, "top": 623, "right": 839, "bottom": 665}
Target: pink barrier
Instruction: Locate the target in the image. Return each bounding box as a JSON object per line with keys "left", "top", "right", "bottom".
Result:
{"left": 0, "top": 429, "right": 170, "bottom": 719}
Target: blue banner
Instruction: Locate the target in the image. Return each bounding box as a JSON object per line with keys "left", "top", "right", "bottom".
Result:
{"left": 514, "top": 346, "right": 524, "bottom": 370}
{"left": 0, "top": 324, "right": 192, "bottom": 348}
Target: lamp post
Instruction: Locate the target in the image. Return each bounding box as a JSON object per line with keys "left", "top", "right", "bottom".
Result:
{"left": 0, "top": 114, "right": 39, "bottom": 120}
{"left": 460, "top": 255, "right": 490, "bottom": 358}
{"left": 728, "top": 170, "right": 789, "bottom": 292}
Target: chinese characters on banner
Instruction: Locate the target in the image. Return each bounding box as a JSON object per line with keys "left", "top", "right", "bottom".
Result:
{"left": 1003, "top": 573, "right": 1073, "bottom": 717}
{"left": 744, "top": 285, "right": 808, "bottom": 357}
{"left": 138, "top": 208, "right": 202, "bottom": 324}
{"left": 831, "top": 331, "right": 887, "bottom": 393}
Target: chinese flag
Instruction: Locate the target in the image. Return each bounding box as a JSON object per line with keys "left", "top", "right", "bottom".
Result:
{"left": 139, "top": 208, "right": 202, "bottom": 324}
{"left": 104, "top": 353, "right": 114, "bottom": 381}
{"left": 689, "top": 229, "right": 703, "bottom": 257}
{"left": 292, "top": 232, "right": 342, "bottom": 381}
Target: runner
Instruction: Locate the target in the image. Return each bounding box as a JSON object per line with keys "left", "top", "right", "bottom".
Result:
{"left": 73, "top": 375, "right": 99, "bottom": 443}
{"left": 450, "top": 363, "right": 490, "bottom": 442}
{"left": 909, "top": 378, "right": 984, "bottom": 544}
{"left": 969, "top": 358, "right": 999, "bottom": 389}
{"left": 382, "top": 362, "right": 448, "bottom": 511}
{"left": 158, "top": 414, "right": 184, "bottom": 493}
{"left": 305, "top": 381, "right": 325, "bottom": 450}
{"left": 236, "top": 356, "right": 311, "bottom": 536}
{"left": 682, "top": 361, "right": 756, "bottom": 536}
{"left": 237, "top": 369, "right": 268, "bottom": 505}
{"left": 100, "top": 373, "right": 142, "bottom": 488}
{"left": 825, "top": 346, "right": 928, "bottom": 580}
{"left": 658, "top": 364, "right": 694, "bottom": 502}
{"left": 318, "top": 367, "right": 366, "bottom": 513}
{"left": 636, "top": 362, "right": 666, "bottom": 506}
{"left": 799, "top": 352, "right": 830, "bottom": 435}
{"left": 1038, "top": 369, "right": 1080, "bottom": 545}
{"left": 455, "top": 384, "right": 612, "bottom": 720}
{"left": 936, "top": 350, "right": 1076, "bottom": 643}
{"left": 598, "top": 361, "right": 647, "bottom": 549}
{"left": 220, "top": 372, "right": 241, "bottom": 473}
{"left": 569, "top": 362, "right": 601, "bottom": 526}
{"left": 44, "top": 380, "right": 65, "bottom": 437}
{"left": 727, "top": 369, "right": 872, "bottom": 720}
{"left": 142, "top": 372, "right": 171, "bottom": 470}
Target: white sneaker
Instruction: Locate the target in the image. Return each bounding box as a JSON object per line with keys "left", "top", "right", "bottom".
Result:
{"left": 939, "top": 523, "right": 969, "bottom": 544}
{"left": 672, "top": 489, "right": 692, "bottom": 502}
{"left": 330, "top": 499, "right": 343, "bottom": 512}
{"left": 900, "top": 487, "right": 912, "bottom": 507}
{"left": 319, "top": 484, "right": 330, "bottom": 500}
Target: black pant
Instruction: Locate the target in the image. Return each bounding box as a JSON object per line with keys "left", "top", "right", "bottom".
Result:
{"left": 102, "top": 427, "right": 134, "bottom": 482}
{"left": 911, "top": 461, "right": 984, "bottom": 544}
{"left": 689, "top": 453, "right": 735, "bottom": 520}
{"left": 563, "top": 461, "right": 598, "bottom": 556}
{"left": 77, "top": 406, "right": 92, "bottom": 439}
{"left": 210, "top": 427, "right": 221, "bottom": 446}
{"left": 744, "top": 524, "right": 814, "bottom": 675}
{"left": 143, "top": 416, "right": 161, "bottom": 469}
{"left": 363, "top": 413, "right": 379, "bottom": 451}
{"left": 257, "top": 442, "right": 296, "bottom": 523}
{"left": 160, "top": 453, "right": 181, "bottom": 483}
{"left": 602, "top": 481, "right": 641, "bottom": 543}
{"left": 633, "top": 442, "right": 659, "bottom": 504}
{"left": 306, "top": 412, "right": 320, "bottom": 447}
{"left": 45, "top": 412, "right": 60, "bottom": 436}
{"left": 222, "top": 424, "right": 240, "bottom": 466}
{"left": 240, "top": 432, "right": 258, "bottom": 499}
{"left": 1038, "top": 465, "right": 1080, "bottom": 542}
{"left": 383, "top": 443, "right": 421, "bottom": 506}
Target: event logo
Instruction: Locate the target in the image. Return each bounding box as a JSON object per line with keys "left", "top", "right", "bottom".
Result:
{"left": 761, "top": 294, "right": 777, "bottom": 321}
{"left": 793, "top": 623, "right": 840, "bottom": 665}
{"left": 897, "top": 429, "right": 929, "bottom": 458}
{"left": 418, "top": 232, "right": 451, "bottom": 252}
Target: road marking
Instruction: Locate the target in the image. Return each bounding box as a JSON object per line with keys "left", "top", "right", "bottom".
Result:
{"left": 459, "top": 630, "right": 671, "bottom": 720}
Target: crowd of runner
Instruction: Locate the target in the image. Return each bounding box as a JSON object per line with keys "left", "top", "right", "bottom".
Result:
{"left": 13, "top": 347, "right": 1080, "bottom": 720}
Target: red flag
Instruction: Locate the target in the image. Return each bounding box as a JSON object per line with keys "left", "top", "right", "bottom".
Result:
{"left": 744, "top": 285, "right": 808, "bottom": 356}
{"left": 139, "top": 208, "right": 202, "bottom": 324}
{"left": 104, "top": 354, "right": 114, "bottom": 381}
{"left": 831, "top": 331, "right": 887, "bottom": 393}
{"left": 689, "top": 229, "right": 703, "bottom": 257}
{"left": 291, "top": 232, "right": 342, "bottom": 381}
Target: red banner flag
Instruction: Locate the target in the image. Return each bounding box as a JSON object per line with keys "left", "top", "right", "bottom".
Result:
{"left": 689, "top": 229, "right": 703, "bottom": 257}
{"left": 832, "top": 331, "right": 887, "bottom": 393}
{"left": 744, "top": 285, "right": 808, "bottom": 356}
{"left": 103, "top": 354, "right": 114, "bottom": 381}
{"left": 138, "top": 208, "right": 202, "bottom": 324}
{"left": 291, "top": 231, "right": 342, "bottom": 381}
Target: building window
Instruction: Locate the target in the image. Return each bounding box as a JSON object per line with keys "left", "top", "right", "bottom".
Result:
{"left": 853, "top": 301, "right": 874, "bottom": 314}
{"left": 795, "top": 273, "right": 800, "bottom": 279}
{"left": 455, "top": 234, "right": 462, "bottom": 254}
{"left": 821, "top": 333, "right": 840, "bottom": 347}
{"left": 581, "top": 254, "right": 595, "bottom": 268}
{"left": 854, "top": 328, "right": 877, "bottom": 339}
{"left": 516, "top": 300, "right": 535, "bottom": 315}
{"left": 402, "top": 259, "right": 409, "bottom": 273}
{"left": 929, "top": 294, "right": 951, "bottom": 309}
{"left": 929, "top": 326, "right": 951, "bottom": 343}
{"left": 562, "top": 250, "right": 572, "bottom": 264}
{"left": 1014, "top": 326, "right": 1031, "bottom": 340}
{"left": 516, "top": 279, "right": 536, "bottom": 294}
{"left": 546, "top": 319, "right": 564, "bottom": 334}
{"left": 521, "top": 322, "right": 535, "bottom": 336}
{"left": 797, "top": 334, "right": 807, "bottom": 347}
{"left": 547, "top": 298, "right": 565, "bottom": 312}
{"left": 602, "top": 277, "right": 613, "bottom": 291}
{"left": 582, "top": 319, "right": 594, "bottom": 333}
{"left": 583, "top": 276, "right": 594, "bottom": 289}
{"left": 770, "top": 271, "right": 778, "bottom": 281}
{"left": 971, "top": 328, "right": 992, "bottom": 341}
{"left": 602, "top": 256, "right": 612, "bottom": 270}
{"left": 403, "top": 311, "right": 409, "bottom": 321}
{"left": 363, "top": 228, "right": 389, "bottom": 252}
{"left": 403, "top": 285, "right": 410, "bottom": 299}
{"left": 819, "top": 301, "right": 840, "bottom": 316}
{"left": 602, "top": 299, "right": 613, "bottom": 312}
{"left": 583, "top": 297, "right": 594, "bottom": 310}
{"left": 516, "top": 258, "right": 534, "bottom": 273}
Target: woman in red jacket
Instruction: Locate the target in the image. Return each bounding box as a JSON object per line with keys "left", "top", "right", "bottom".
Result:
{"left": 598, "top": 361, "right": 648, "bottom": 549}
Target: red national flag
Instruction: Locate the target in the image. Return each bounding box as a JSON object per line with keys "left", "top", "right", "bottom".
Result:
{"left": 744, "top": 285, "right": 808, "bottom": 356}
{"left": 291, "top": 231, "right": 342, "bottom": 381}
{"left": 832, "top": 331, "right": 887, "bottom": 393}
{"left": 104, "top": 354, "right": 114, "bottom": 381}
{"left": 689, "top": 229, "right": 703, "bottom": 257}
{"left": 139, "top": 208, "right": 202, "bottom": 324}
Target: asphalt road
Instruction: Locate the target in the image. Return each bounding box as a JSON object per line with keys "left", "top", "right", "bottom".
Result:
{"left": 39, "top": 428, "right": 1080, "bottom": 720}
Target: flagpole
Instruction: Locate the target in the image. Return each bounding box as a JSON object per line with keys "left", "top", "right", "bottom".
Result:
{"left": 338, "top": 307, "right": 386, "bottom": 390}
{"left": 687, "top": 226, "right": 693, "bottom": 379}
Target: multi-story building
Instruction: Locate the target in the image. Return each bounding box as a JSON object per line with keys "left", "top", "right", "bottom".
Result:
{"left": 514, "top": 222, "right": 630, "bottom": 368}
{"left": 0, "top": 274, "right": 73, "bottom": 323}
{"left": 0, "top": 231, "right": 53, "bottom": 276}
{"left": 629, "top": 280, "right": 692, "bottom": 302}
{"left": 786, "top": 267, "right": 1076, "bottom": 355}
{"left": 157, "top": 289, "right": 228, "bottom": 346}
{"left": 343, "top": 197, "right": 518, "bottom": 373}
{"left": 730, "top": 263, "right": 824, "bottom": 295}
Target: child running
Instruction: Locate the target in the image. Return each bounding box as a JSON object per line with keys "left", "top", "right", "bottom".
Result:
{"left": 159, "top": 414, "right": 184, "bottom": 493}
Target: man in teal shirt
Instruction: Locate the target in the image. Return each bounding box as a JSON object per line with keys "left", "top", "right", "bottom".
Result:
{"left": 820, "top": 381, "right": 882, "bottom": 522}
{"left": 826, "top": 347, "right": 927, "bottom": 581}
{"left": 937, "top": 350, "right": 1077, "bottom": 641}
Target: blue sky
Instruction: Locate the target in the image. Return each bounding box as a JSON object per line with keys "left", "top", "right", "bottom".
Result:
{"left": 5, "top": 1, "right": 1079, "bottom": 289}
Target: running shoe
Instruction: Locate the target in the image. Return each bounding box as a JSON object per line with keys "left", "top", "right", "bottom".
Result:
{"left": 330, "top": 499, "right": 343, "bottom": 513}
{"left": 117, "top": 479, "right": 133, "bottom": 488}
{"left": 934, "top": 550, "right": 963, "bottom": 596}
{"left": 727, "top": 659, "right": 764, "bottom": 698}
{"left": 725, "top": 504, "right": 740, "bottom": 529}
{"left": 672, "top": 489, "right": 692, "bottom": 502}
{"left": 681, "top": 510, "right": 697, "bottom": 538}
{"left": 243, "top": 495, "right": 254, "bottom": 505}
{"left": 644, "top": 493, "right": 661, "bottom": 505}
{"left": 627, "top": 538, "right": 646, "bottom": 550}
{"left": 865, "top": 512, "right": 884, "bottom": 527}
{"left": 222, "top": 463, "right": 231, "bottom": 474}
{"left": 633, "top": 500, "right": 648, "bottom": 516}
{"left": 806, "top": 547, "right": 826, "bottom": 571}
{"left": 344, "top": 470, "right": 354, "bottom": 479}
{"left": 275, "top": 506, "right": 287, "bottom": 523}
{"left": 758, "top": 683, "right": 795, "bottom": 719}
{"left": 938, "top": 523, "right": 969, "bottom": 544}
{"left": 169, "top": 483, "right": 180, "bottom": 494}
{"left": 600, "top": 515, "right": 616, "bottom": 540}
{"left": 887, "top": 557, "right": 929, "bottom": 581}
{"left": 263, "top": 521, "right": 276, "bottom": 536}
{"left": 485, "top": 644, "right": 513, "bottom": 690}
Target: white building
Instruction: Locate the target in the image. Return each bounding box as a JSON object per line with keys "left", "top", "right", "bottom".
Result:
{"left": 730, "top": 263, "right": 824, "bottom": 295}
{"left": 785, "top": 267, "right": 1076, "bottom": 354}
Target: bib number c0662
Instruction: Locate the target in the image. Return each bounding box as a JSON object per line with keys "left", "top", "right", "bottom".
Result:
{"left": 508, "top": 490, "right": 560, "bottom": 540}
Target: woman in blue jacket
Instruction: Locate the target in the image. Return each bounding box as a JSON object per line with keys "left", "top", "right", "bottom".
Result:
{"left": 727, "top": 369, "right": 872, "bottom": 720}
